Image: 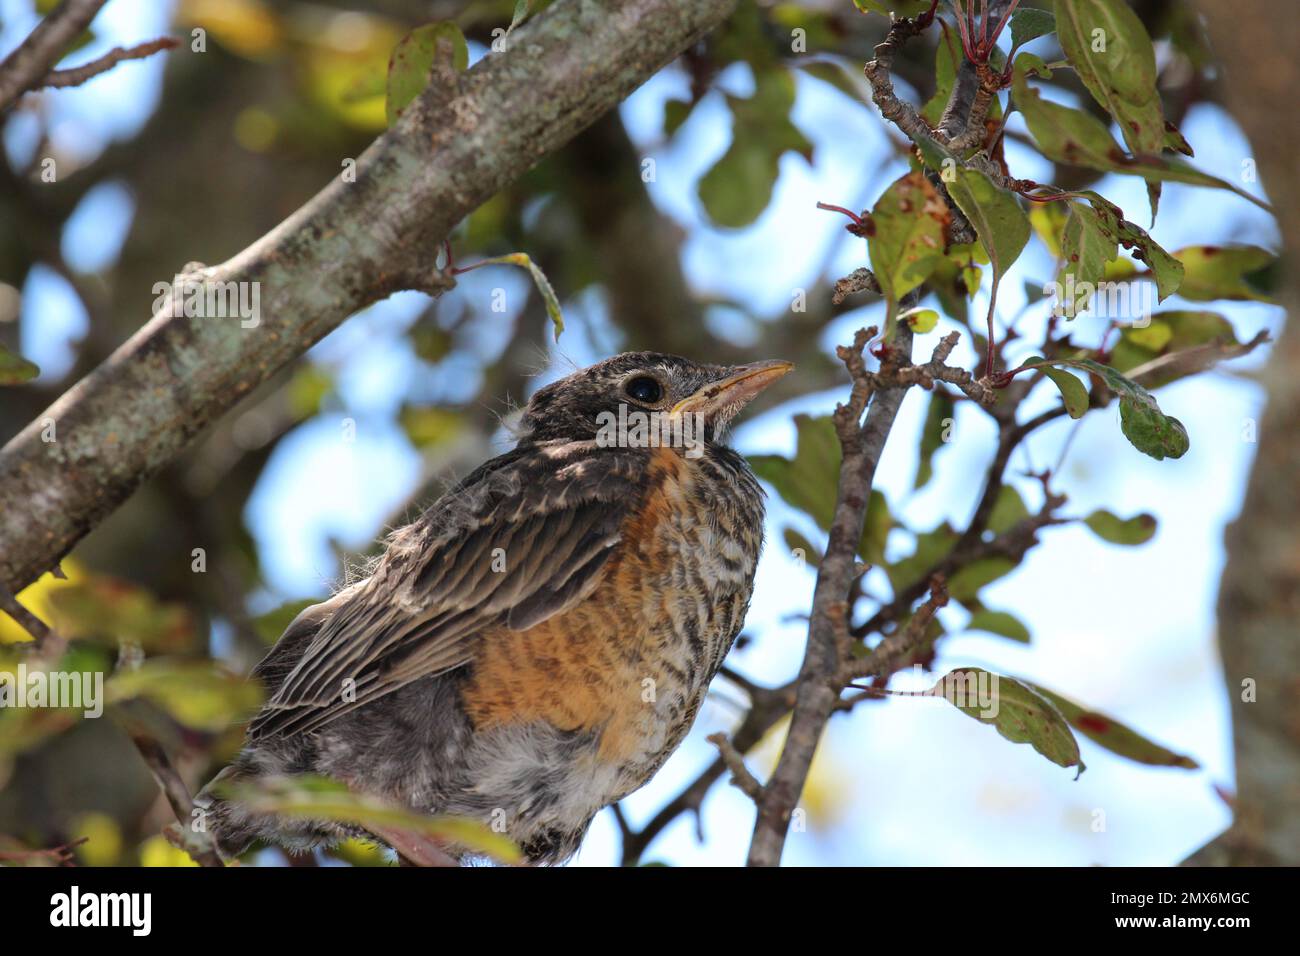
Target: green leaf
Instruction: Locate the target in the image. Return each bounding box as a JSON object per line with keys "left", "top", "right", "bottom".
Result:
{"left": 928, "top": 254, "right": 978, "bottom": 324}
{"left": 1026, "top": 684, "right": 1199, "bottom": 769}
{"left": 859, "top": 490, "right": 893, "bottom": 566}
{"left": 1024, "top": 356, "right": 1089, "bottom": 419}
{"left": 749, "top": 416, "right": 891, "bottom": 564}
{"left": 219, "top": 775, "right": 523, "bottom": 864}
{"left": 914, "top": 388, "right": 955, "bottom": 490}
{"left": 0, "top": 345, "right": 40, "bottom": 385}
{"left": 782, "top": 527, "right": 822, "bottom": 567}
{"left": 46, "top": 576, "right": 198, "bottom": 653}
{"left": 1124, "top": 321, "right": 1174, "bottom": 352}
{"left": 1063, "top": 357, "right": 1189, "bottom": 459}
{"left": 1056, "top": 201, "right": 1118, "bottom": 314}
{"left": 1163, "top": 120, "right": 1194, "bottom": 157}
{"left": 749, "top": 414, "right": 840, "bottom": 532}
{"left": 698, "top": 70, "right": 812, "bottom": 228}
{"left": 107, "top": 661, "right": 263, "bottom": 731}
{"left": 853, "top": 0, "right": 933, "bottom": 16}
{"left": 1084, "top": 509, "right": 1157, "bottom": 545}
{"left": 1010, "top": 7, "right": 1057, "bottom": 46}
{"left": 1072, "top": 192, "right": 1183, "bottom": 301}
{"left": 905, "top": 308, "right": 940, "bottom": 333}
{"left": 931, "top": 668, "right": 1084, "bottom": 775}
{"left": 947, "top": 168, "right": 1031, "bottom": 277}
{"left": 251, "top": 599, "right": 318, "bottom": 645}
{"left": 945, "top": 167, "right": 1030, "bottom": 346}
{"left": 921, "top": 23, "right": 965, "bottom": 126}
{"left": 948, "top": 557, "right": 1016, "bottom": 602}
{"left": 1172, "top": 245, "right": 1278, "bottom": 302}
{"left": 867, "top": 172, "right": 950, "bottom": 302}
{"left": 972, "top": 606, "right": 1029, "bottom": 642}
{"left": 467, "top": 253, "right": 564, "bottom": 339}
{"left": 987, "top": 485, "right": 1030, "bottom": 534}
{"left": 385, "top": 22, "right": 468, "bottom": 126}
{"left": 797, "top": 60, "right": 865, "bottom": 104}
{"left": 399, "top": 405, "right": 464, "bottom": 448}
{"left": 1053, "top": 0, "right": 1164, "bottom": 219}
{"left": 1055, "top": 0, "right": 1165, "bottom": 217}
{"left": 662, "top": 98, "right": 693, "bottom": 136}
{"left": 1110, "top": 311, "right": 1253, "bottom": 387}
{"left": 286, "top": 365, "right": 333, "bottom": 418}
{"left": 1119, "top": 394, "right": 1189, "bottom": 459}
{"left": 1013, "top": 76, "right": 1270, "bottom": 212}
{"left": 1011, "top": 51, "right": 1053, "bottom": 82}
{"left": 886, "top": 523, "right": 958, "bottom": 593}
{"left": 506, "top": 0, "right": 533, "bottom": 35}
{"left": 698, "top": 137, "right": 779, "bottom": 228}
{"left": 1029, "top": 201, "right": 1068, "bottom": 257}
{"left": 966, "top": 608, "right": 1031, "bottom": 643}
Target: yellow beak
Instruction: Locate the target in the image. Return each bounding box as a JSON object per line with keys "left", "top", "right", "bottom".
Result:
{"left": 670, "top": 360, "right": 794, "bottom": 419}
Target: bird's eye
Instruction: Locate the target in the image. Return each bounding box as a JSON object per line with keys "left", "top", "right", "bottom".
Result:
{"left": 625, "top": 376, "right": 663, "bottom": 404}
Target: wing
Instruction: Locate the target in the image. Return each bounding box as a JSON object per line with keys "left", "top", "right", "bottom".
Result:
{"left": 247, "top": 442, "right": 649, "bottom": 739}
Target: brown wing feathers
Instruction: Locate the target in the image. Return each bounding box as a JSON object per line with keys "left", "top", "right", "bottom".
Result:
{"left": 247, "top": 443, "right": 646, "bottom": 739}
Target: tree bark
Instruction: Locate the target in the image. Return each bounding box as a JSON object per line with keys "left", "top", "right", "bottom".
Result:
{"left": 1185, "top": 1, "right": 1300, "bottom": 866}
{"left": 0, "top": 0, "right": 737, "bottom": 595}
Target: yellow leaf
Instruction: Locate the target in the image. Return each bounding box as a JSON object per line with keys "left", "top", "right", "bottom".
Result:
{"left": 178, "top": 0, "right": 283, "bottom": 60}
{"left": 751, "top": 716, "right": 852, "bottom": 829}
{"left": 329, "top": 837, "right": 393, "bottom": 867}
{"left": 904, "top": 308, "right": 940, "bottom": 333}
{"left": 0, "top": 561, "right": 86, "bottom": 645}
{"left": 72, "top": 812, "right": 122, "bottom": 867}
{"left": 139, "top": 834, "right": 199, "bottom": 867}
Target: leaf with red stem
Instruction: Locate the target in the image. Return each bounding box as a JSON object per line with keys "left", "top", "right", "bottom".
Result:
{"left": 865, "top": 172, "right": 950, "bottom": 302}
{"left": 943, "top": 167, "right": 1030, "bottom": 376}
{"left": 1012, "top": 71, "right": 1271, "bottom": 213}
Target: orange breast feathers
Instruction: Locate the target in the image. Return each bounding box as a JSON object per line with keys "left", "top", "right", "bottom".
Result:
{"left": 459, "top": 449, "right": 694, "bottom": 759}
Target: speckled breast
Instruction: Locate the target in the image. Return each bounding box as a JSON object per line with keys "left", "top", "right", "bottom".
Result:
{"left": 460, "top": 445, "right": 765, "bottom": 788}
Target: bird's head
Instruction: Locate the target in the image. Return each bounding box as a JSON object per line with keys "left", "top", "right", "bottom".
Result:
{"left": 518, "top": 352, "right": 793, "bottom": 449}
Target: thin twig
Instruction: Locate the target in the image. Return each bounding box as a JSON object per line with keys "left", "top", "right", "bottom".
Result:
{"left": 38, "top": 37, "right": 178, "bottom": 91}
{"left": 0, "top": 836, "right": 88, "bottom": 866}
{"left": 0, "top": 0, "right": 109, "bottom": 112}
{"left": 842, "top": 576, "right": 948, "bottom": 683}
{"left": 113, "top": 647, "right": 225, "bottom": 867}
{"left": 0, "top": 581, "right": 53, "bottom": 649}
{"left": 706, "top": 733, "right": 765, "bottom": 802}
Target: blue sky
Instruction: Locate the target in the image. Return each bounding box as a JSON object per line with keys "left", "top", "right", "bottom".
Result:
{"left": 4, "top": 0, "right": 1282, "bottom": 865}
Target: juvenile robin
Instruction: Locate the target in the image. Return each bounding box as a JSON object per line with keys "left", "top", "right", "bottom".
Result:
{"left": 200, "top": 351, "right": 792, "bottom": 864}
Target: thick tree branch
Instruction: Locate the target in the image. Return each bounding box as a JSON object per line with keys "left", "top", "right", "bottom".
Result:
{"left": 0, "top": 0, "right": 109, "bottom": 111}
{"left": 0, "top": 0, "right": 738, "bottom": 596}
